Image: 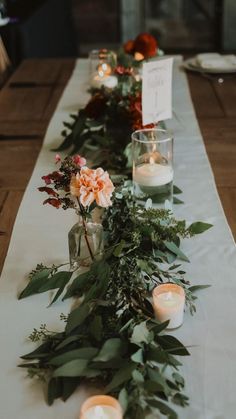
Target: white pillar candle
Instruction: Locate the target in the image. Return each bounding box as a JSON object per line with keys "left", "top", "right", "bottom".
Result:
{"left": 133, "top": 162, "right": 173, "bottom": 187}
{"left": 80, "top": 396, "right": 123, "bottom": 419}
{"left": 91, "top": 74, "right": 118, "bottom": 89}
{"left": 152, "top": 284, "right": 185, "bottom": 329}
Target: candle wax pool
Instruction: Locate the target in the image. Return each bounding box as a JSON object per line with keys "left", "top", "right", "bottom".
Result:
{"left": 133, "top": 163, "right": 173, "bottom": 187}
{"left": 83, "top": 405, "right": 121, "bottom": 419}
{"left": 91, "top": 75, "right": 118, "bottom": 89}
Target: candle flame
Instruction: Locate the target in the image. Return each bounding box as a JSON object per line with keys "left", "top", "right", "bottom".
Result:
{"left": 163, "top": 291, "right": 173, "bottom": 300}
{"left": 134, "top": 52, "right": 145, "bottom": 61}
{"left": 98, "top": 63, "right": 112, "bottom": 76}
{"left": 98, "top": 70, "right": 105, "bottom": 78}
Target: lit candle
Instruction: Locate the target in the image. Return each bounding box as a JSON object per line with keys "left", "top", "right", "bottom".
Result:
{"left": 91, "top": 72, "right": 118, "bottom": 89}
{"left": 80, "top": 396, "right": 123, "bottom": 419}
{"left": 133, "top": 158, "right": 173, "bottom": 187}
{"left": 97, "top": 63, "right": 112, "bottom": 76}
{"left": 134, "top": 52, "right": 145, "bottom": 61}
{"left": 152, "top": 284, "right": 185, "bottom": 329}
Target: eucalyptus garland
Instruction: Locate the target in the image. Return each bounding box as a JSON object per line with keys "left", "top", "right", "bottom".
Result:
{"left": 19, "top": 187, "right": 211, "bottom": 418}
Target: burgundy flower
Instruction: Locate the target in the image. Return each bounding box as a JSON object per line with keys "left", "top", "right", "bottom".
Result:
{"left": 43, "top": 198, "right": 61, "bottom": 208}
{"left": 84, "top": 93, "right": 107, "bottom": 119}
{"left": 114, "top": 65, "right": 134, "bottom": 76}
{"left": 38, "top": 187, "right": 58, "bottom": 197}
{"left": 42, "top": 175, "right": 52, "bottom": 185}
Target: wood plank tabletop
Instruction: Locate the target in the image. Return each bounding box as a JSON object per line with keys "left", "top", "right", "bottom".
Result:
{"left": 0, "top": 59, "right": 235, "bottom": 274}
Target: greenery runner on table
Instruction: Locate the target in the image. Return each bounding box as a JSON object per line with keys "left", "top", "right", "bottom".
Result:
{"left": 18, "top": 34, "right": 212, "bottom": 418}
{"left": 18, "top": 157, "right": 211, "bottom": 419}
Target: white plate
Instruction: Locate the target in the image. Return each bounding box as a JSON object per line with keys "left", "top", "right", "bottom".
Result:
{"left": 183, "top": 57, "right": 236, "bottom": 74}
{"left": 0, "top": 17, "right": 10, "bottom": 27}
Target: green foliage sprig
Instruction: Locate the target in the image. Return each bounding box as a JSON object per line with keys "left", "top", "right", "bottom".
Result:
{"left": 19, "top": 187, "right": 212, "bottom": 418}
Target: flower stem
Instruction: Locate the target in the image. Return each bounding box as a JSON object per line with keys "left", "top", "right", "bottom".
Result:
{"left": 76, "top": 198, "right": 95, "bottom": 262}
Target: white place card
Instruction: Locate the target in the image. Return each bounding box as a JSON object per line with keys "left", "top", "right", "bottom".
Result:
{"left": 142, "top": 57, "right": 173, "bottom": 125}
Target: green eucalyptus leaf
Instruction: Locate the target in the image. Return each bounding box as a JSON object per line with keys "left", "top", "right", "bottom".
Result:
{"left": 188, "top": 285, "right": 211, "bottom": 293}
{"left": 131, "top": 348, "right": 143, "bottom": 364}
{"left": 156, "top": 335, "right": 190, "bottom": 356}
{"left": 52, "top": 133, "right": 73, "bottom": 151}
{"left": 21, "top": 341, "right": 52, "bottom": 360}
{"left": 93, "top": 338, "right": 125, "bottom": 362}
{"left": 50, "top": 347, "right": 98, "bottom": 366}
{"left": 132, "top": 369, "right": 144, "bottom": 383}
{"left": 173, "top": 197, "right": 184, "bottom": 204}
{"left": 47, "top": 378, "right": 63, "bottom": 405}
{"left": 62, "top": 377, "right": 80, "bottom": 402}
{"left": 105, "top": 362, "right": 136, "bottom": 392}
{"left": 188, "top": 222, "right": 213, "bottom": 235}
{"left": 38, "top": 271, "right": 72, "bottom": 292}
{"left": 149, "top": 398, "right": 178, "bottom": 419}
{"left": 148, "top": 367, "right": 170, "bottom": 395}
{"left": 131, "top": 322, "right": 150, "bottom": 346}
{"left": 63, "top": 270, "right": 92, "bottom": 300}
{"left": 89, "top": 315, "right": 103, "bottom": 341}
{"left": 53, "top": 359, "right": 88, "bottom": 378}
{"left": 164, "top": 241, "right": 190, "bottom": 262}
{"left": 173, "top": 185, "right": 183, "bottom": 195}
{"left": 118, "top": 388, "right": 128, "bottom": 413}
{"left": 66, "top": 304, "right": 91, "bottom": 334}
{"left": 172, "top": 372, "right": 185, "bottom": 388}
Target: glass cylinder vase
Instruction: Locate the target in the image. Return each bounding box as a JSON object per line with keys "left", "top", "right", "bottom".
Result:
{"left": 89, "top": 49, "right": 118, "bottom": 89}
{"left": 132, "top": 128, "right": 174, "bottom": 209}
{"left": 68, "top": 216, "right": 104, "bottom": 270}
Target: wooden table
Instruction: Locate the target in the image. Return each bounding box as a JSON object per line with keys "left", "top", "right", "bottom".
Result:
{"left": 0, "top": 59, "right": 235, "bottom": 274}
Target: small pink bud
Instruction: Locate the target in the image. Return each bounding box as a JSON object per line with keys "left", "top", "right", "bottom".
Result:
{"left": 73, "top": 155, "right": 86, "bottom": 167}
{"left": 55, "top": 154, "right": 61, "bottom": 163}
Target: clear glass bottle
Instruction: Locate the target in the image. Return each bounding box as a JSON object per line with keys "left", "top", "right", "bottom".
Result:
{"left": 68, "top": 216, "right": 104, "bottom": 270}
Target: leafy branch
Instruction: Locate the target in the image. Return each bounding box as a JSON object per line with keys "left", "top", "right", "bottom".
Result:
{"left": 19, "top": 188, "right": 212, "bottom": 418}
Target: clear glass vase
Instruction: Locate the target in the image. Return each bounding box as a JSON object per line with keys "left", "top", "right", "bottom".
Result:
{"left": 68, "top": 217, "right": 104, "bottom": 270}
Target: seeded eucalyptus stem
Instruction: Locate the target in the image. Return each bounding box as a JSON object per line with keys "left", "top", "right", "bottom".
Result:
{"left": 76, "top": 197, "right": 95, "bottom": 262}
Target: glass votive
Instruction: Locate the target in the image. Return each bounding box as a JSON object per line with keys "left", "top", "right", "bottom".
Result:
{"left": 132, "top": 128, "right": 174, "bottom": 209}
{"left": 152, "top": 283, "right": 185, "bottom": 329}
{"left": 89, "top": 49, "right": 118, "bottom": 89}
{"left": 80, "top": 395, "right": 123, "bottom": 419}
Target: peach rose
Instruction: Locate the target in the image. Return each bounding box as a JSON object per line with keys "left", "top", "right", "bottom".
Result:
{"left": 70, "top": 167, "right": 114, "bottom": 208}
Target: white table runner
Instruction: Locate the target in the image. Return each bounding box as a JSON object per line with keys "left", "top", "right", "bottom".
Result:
{"left": 0, "top": 59, "right": 235, "bottom": 419}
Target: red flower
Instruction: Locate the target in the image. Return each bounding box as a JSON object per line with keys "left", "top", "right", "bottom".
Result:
{"left": 124, "top": 39, "right": 135, "bottom": 55}
{"left": 42, "top": 175, "right": 52, "bottom": 185}
{"left": 123, "top": 32, "right": 158, "bottom": 60}
{"left": 128, "top": 92, "right": 157, "bottom": 130}
{"left": 114, "top": 65, "right": 134, "bottom": 76}
{"left": 42, "top": 171, "right": 62, "bottom": 185}
{"left": 134, "top": 33, "right": 157, "bottom": 59}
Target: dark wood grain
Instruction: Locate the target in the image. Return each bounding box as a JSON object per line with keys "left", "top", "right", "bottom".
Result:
{"left": 187, "top": 72, "right": 224, "bottom": 118}
{"left": 0, "top": 59, "right": 75, "bottom": 275}
{"left": 188, "top": 72, "right": 236, "bottom": 238}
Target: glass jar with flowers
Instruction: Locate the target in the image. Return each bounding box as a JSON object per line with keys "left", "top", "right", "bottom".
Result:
{"left": 38, "top": 154, "right": 114, "bottom": 270}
